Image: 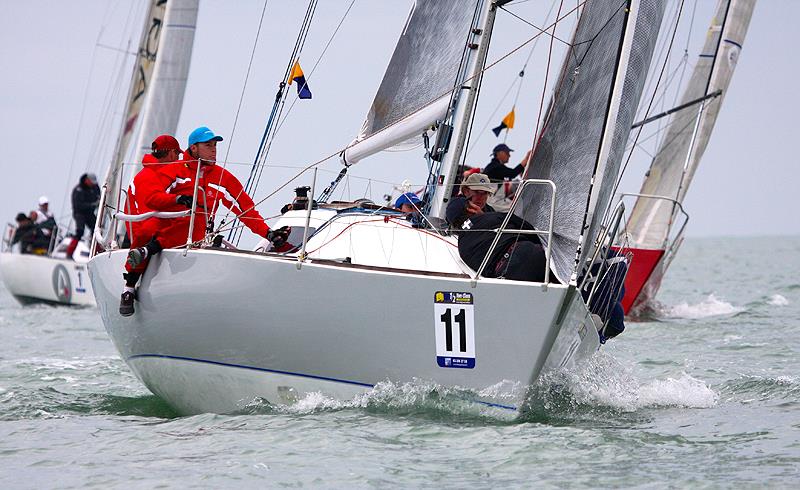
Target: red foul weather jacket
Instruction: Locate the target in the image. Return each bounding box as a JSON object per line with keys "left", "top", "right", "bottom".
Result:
{"left": 125, "top": 154, "right": 184, "bottom": 247}
{"left": 146, "top": 158, "right": 270, "bottom": 245}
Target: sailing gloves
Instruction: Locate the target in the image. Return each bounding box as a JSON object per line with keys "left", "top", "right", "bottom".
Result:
{"left": 176, "top": 195, "right": 193, "bottom": 209}
{"left": 267, "top": 226, "right": 291, "bottom": 248}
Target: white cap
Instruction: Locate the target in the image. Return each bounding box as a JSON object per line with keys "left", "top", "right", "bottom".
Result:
{"left": 38, "top": 195, "right": 49, "bottom": 205}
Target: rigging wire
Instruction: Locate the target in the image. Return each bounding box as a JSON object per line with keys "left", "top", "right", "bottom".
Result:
{"left": 530, "top": 0, "right": 563, "bottom": 164}
{"left": 226, "top": 0, "right": 319, "bottom": 243}
{"left": 61, "top": 1, "right": 140, "bottom": 217}
{"left": 244, "top": 0, "right": 357, "bottom": 213}
{"left": 221, "top": 0, "right": 271, "bottom": 167}
{"left": 247, "top": 0, "right": 320, "bottom": 193}
{"left": 272, "top": 0, "right": 358, "bottom": 136}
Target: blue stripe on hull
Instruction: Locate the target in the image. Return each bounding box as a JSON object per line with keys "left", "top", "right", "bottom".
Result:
{"left": 127, "top": 353, "right": 518, "bottom": 411}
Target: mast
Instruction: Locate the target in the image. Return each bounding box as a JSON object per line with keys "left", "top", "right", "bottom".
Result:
{"left": 671, "top": 0, "right": 732, "bottom": 212}
{"left": 427, "top": 0, "right": 503, "bottom": 219}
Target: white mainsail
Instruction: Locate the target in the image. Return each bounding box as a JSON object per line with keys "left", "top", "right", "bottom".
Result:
{"left": 626, "top": 0, "right": 756, "bottom": 250}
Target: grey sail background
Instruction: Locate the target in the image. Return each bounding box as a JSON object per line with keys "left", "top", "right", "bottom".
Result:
{"left": 518, "top": 0, "right": 665, "bottom": 284}
{"left": 626, "top": 0, "right": 755, "bottom": 250}
{"left": 355, "top": 0, "right": 479, "bottom": 143}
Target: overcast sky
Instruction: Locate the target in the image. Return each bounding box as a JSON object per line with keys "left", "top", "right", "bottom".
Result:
{"left": 1, "top": 0, "right": 797, "bottom": 242}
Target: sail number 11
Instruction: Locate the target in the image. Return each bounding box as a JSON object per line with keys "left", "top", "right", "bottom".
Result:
{"left": 433, "top": 292, "right": 475, "bottom": 369}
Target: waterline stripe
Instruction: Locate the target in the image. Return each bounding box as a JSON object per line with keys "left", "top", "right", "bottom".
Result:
{"left": 127, "top": 353, "right": 518, "bottom": 411}
{"left": 128, "top": 353, "right": 374, "bottom": 387}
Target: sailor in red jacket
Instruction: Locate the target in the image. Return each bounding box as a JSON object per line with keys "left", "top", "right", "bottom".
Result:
{"left": 119, "top": 135, "right": 185, "bottom": 317}
{"left": 155, "top": 126, "right": 287, "bottom": 246}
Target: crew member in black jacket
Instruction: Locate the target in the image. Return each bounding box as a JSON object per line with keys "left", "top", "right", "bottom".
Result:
{"left": 483, "top": 143, "right": 530, "bottom": 182}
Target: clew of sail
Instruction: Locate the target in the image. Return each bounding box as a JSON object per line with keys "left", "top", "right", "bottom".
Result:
{"left": 519, "top": 0, "right": 666, "bottom": 284}
{"left": 342, "top": 0, "right": 480, "bottom": 165}
{"left": 626, "top": 0, "right": 756, "bottom": 250}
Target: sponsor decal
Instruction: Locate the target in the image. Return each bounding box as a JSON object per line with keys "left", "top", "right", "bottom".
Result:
{"left": 52, "top": 264, "right": 72, "bottom": 303}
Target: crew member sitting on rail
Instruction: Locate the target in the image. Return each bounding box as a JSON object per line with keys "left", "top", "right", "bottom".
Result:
{"left": 119, "top": 135, "right": 186, "bottom": 317}
{"left": 451, "top": 211, "right": 548, "bottom": 282}
{"left": 129, "top": 126, "right": 289, "bottom": 259}
{"left": 169, "top": 126, "right": 287, "bottom": 244}
{"left": 394, "top": 191, "right": 425, "bottom": 227}
{"left": 32, "top": 196, "right": 57, "bottom": 239}
{"left": 447, "top": 174, "right": 549, "bottom": 282}
{"left": 11, "top": 212, "right": 50, "bottom": 255}
{"left": 579, "top": 250, "right": 628, "bottom": 341}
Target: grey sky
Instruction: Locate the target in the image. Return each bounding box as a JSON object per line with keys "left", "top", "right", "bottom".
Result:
{"left": 1, "top": 1, "right": 797, "bottom": 242}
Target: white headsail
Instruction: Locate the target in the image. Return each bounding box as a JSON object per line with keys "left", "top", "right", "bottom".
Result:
{"left": 626, "top": 0, "right": 756, "bottom": 250}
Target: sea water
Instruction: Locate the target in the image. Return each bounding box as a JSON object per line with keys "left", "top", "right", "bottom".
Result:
{"left": 0, "top": 236, "right": 798, "bottom": 488}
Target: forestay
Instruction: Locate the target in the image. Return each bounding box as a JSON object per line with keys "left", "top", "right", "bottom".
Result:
{"left": 342, "top": 0, "right": 480, "bottom": 164}
{"left": 626, "top": 0, "right": 755, "bottom": 250}
{"left": 519, "top": 0, "right": 666, "bottom": 284}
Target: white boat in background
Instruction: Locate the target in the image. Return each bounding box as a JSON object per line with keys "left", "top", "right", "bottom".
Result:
{"left": 0, "top": 234, "right": 93, "bottom": 306}
{"left": 619, "top": 0, "right": 755, "bottom": 316}
{"left": 89, "top": 0, "right": 666, "bottom": 416}
{"left": 0, "top": 0, "right": 198, "bottom": 307}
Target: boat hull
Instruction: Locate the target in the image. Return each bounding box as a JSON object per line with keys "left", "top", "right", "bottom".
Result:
{"left": 89, "top": 248, "right": 599, "bottom": 416}
{"left": 0, "top": 252, "right": 95, "bottom": 306}
{"left": 617, "top": 246, "right": 664, "bottom": 315}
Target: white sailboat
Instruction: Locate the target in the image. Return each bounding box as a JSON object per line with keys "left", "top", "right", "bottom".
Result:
{"left": 0, "top": 0, "right": 198, "bottom": 307}
{"left": 88, "top": 0, "right": 665, "bottom": 417}
{"left": 619, "top": 0, "right": 755, "bottom": 316}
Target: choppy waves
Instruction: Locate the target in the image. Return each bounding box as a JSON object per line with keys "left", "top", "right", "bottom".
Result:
{"left": 720, "top": 374, "right": 800, "bottom": 402}
{"left": 664, "top": 294, "right": 744, "bottom": 319}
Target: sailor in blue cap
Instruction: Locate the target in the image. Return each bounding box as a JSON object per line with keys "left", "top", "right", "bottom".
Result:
{"left": 394, "top": 192, "right": 422, "bottom": 214}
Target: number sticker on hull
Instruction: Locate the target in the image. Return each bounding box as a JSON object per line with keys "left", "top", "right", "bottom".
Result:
{"left": 433, "top": 291, "right": 475, "bottom": 369}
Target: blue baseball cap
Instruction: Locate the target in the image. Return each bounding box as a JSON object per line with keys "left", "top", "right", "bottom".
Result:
{"left": 188, "top": 126, "right": 224, "bottom": 146}
{"left": 394, "top": 192, "right": 422, "bottom": 210}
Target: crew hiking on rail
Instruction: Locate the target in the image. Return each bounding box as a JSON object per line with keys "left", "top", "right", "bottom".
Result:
{"left": 118, "top": 126, "right": 289, "bottom": 316}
